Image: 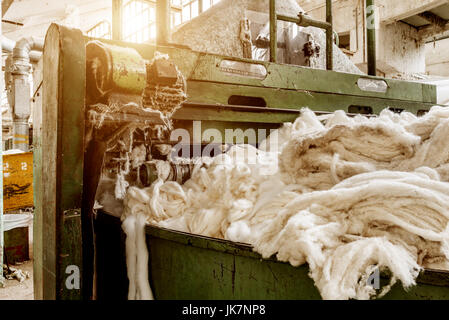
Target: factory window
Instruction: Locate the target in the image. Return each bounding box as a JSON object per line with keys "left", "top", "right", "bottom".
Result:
{"left": 181, "top": 0, "right": 221, "bottom": 22}
{"left": 121, "top": 0, "right": 184, "bottom": 43}
{"left": 122, "top": 0, "right": 156, "bottom": 43}
{"left": 87, "top": 20, "right": 112, "bottom": 39}
{"left": 181, "top": 0, "right": 197, "bottom": 21}
{"left": 338, "top": 32, "right": 354, "bottom": 57}
{"left": 172, "top": 0, "right": 182, "bottom": 26}
{"left": 119, "top": 0, "right": 221, "bottom": 43}
{"left": 202, "top": 0, "right": 221, "bottom": 12}
{"left": 338, "top": 32, "right": 351, "bottom": 50}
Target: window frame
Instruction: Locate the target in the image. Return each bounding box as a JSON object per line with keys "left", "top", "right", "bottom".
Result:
{"left": 86, "top": 20, "right": 112, "bottom": 40}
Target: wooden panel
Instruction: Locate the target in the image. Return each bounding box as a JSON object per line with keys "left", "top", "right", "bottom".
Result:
{"left": 3, "top": 152, "right": 33, "bottom": 211}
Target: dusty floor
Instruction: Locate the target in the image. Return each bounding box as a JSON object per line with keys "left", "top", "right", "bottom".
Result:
{"left": 0, "top": 260, "right": 34, "bottom": 300}
{"left": 0, "top": 225, "right": 34, "bottom": 300}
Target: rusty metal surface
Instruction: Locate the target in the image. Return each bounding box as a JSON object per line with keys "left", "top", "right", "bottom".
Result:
{"left": 4, "top": 227, "right": 29, "bottom": 265}
{"left": 3, "top": 152, "right": 33, "bottom": 211}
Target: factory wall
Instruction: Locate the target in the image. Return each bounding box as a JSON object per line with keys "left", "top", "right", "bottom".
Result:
{"left": 171, "top": 0, "right": 362, "bottom": 74}
{"left": 426, "top": 38, "right": 449, "bottom": 77}
{"left": 299, "top": 0, "right": 430, "bottom": 77}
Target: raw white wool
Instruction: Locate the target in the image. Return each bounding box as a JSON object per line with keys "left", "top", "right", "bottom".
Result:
{"left": 121, "top": 106, "right": 449, "bottom": 300}
{"left": 122, "top": 213, "right": 154, "bottom": 300}
{"left": 131, "top": 145, "right": 147, "bottom": 169}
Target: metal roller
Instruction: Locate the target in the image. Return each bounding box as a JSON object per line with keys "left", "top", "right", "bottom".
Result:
{"left": 139, "top": 162, "right": 194, "bottom": 187}
{"left": 86, "top": 40, "right": 146, "bottom": 104}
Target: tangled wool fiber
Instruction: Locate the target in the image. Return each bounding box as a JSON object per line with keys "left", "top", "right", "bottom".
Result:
{"left": 122, "top": 213, "right": 154, "bottom": 300}
{"left": 121, "top": 106, "right": 449, "bottom": 300}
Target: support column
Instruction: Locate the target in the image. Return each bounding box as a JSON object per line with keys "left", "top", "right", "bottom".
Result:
{"left": 326, "top": 0, "right": 333, "bottom": 70}
{"left": 112, "top": 0, "right": 123, "bottom": 41}
{"left": 366, "top": 0, "right": 377, "bottom": 76}
{"left": 269, "top": 0, "right": 277, "bottom": 63}
{"left": 157, "top": 0, "right": 171, "bottom": 45}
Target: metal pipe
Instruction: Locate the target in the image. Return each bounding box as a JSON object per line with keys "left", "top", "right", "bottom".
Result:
{"left": 2, "top": 36, "right": 42, "bottom": 62}
{"left": 279, "top": 14, "right": 331, "bottom": 30}
{"left": 13, "top": 36, "right": 44, "bottom": 63}
{"left": 2, "top": 36, "right": 15, "bottom": 52}
{"left": 29, "top": 51, "right": 42, "bottom": 62}
{"left": 156, "top": 0, "right": 171, "bottom": 45}
{"left": 278, "top": 12, "right": 334, "bottom": 70}
{"left": 366, "top": 0, "right": 376, "bottom": 76}
{"left": 269, "top": 0, "right": 277, "bottom": 63}
{"left": 326, "top": 0, "right": 333, "bottom": 70}
{"left": 10, "top": 36, "right": 44, "bottom": 151}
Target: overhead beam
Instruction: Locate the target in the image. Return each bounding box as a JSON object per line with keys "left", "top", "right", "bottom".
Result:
{"left": 1, "top": 0, "right": 14, "bottom": 18}
{"left": 382, "top": 0, "right": 448, "bottom": 25}
{"left": 419, "top": 20, "right": 449, "bottom": 41}
{"left": 417, "top": 11, "right": 448, "bottom": 28}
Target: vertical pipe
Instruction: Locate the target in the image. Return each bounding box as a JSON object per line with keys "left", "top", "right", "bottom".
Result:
{"left": 156, "top": 0, "right": 171, "bottom": 45}
{"left": 13, "top": 121, "right": 29, "bottom": 152}
{"left": 112, "top": 0, "right": 123, "bottom": 41}
{"left": 269, "top": 0, "right": 277, "bottom": 63}
{"left": 366, "top": 0, "right": 376, "bottom": 76}
{"left": 198, "top": 0, "right": 203, "bottom": 14}
{"left": 326, "top": 0, "right": 333, "bottom": 70}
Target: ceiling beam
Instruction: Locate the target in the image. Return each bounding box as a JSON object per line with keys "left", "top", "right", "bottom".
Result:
{"left": 2, "top": 0, "right": 14, "bottom": 18}
{"left": 417, "top": 11, "right": 448, "bottom": 28}
{"left": 381, "top": 0, "right": 448, "bottom": 25}
{"left": 419, "top": 20, "right": 449, "bottom": 41}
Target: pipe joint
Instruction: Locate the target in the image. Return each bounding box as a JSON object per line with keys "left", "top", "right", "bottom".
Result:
{"left": 12, "top": 37, "right": 44, "bottom": 62}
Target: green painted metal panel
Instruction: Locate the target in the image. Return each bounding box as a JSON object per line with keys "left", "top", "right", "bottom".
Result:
{"left": 174, "top": 104, "right": 301, "bottom": 124}
{"left": 37, "top": 24, "right": 85, "bottom": 300}
{"left": 95, "top": 212, "right": 449, "bottom": 300}
{"left": 57, "top": 25, "right": 85, "bottom": 300}
{"left": 147, "top": 224, "right": 449, "bottom": 300}
{"left": 60, "top": 210, "right": 83, "bottom": 300}
{"left": 149, "top": 237, "right": 322, "bottom": 300}
{"left": 185, "top": 82, "right": 436, "bottom": 116}
{"left": 95, "top": 39, "right": 438, "bottom": 105}
{"left": 32, "top": 134, "right": 43, "bottom": 297}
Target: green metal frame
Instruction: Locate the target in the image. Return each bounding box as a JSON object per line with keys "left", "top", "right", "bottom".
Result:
{"left": 99, "top": 39, "right": 437, "bottom": 111}
{"left": 35, "top": 21, "right": 442, "bottom": 300}
{"left": 34, "top": 24, "right": 85, "bottom": 300}
{"left": 96, "top": 212, "right": 449, "bottom": 300}
{"left": 366, "top": 0, "right": 377, "bottom": 76}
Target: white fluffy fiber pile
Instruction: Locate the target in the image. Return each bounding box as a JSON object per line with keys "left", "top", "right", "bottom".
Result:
{"left": 122, "top": 106, "right": 449, "bottom": 300}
